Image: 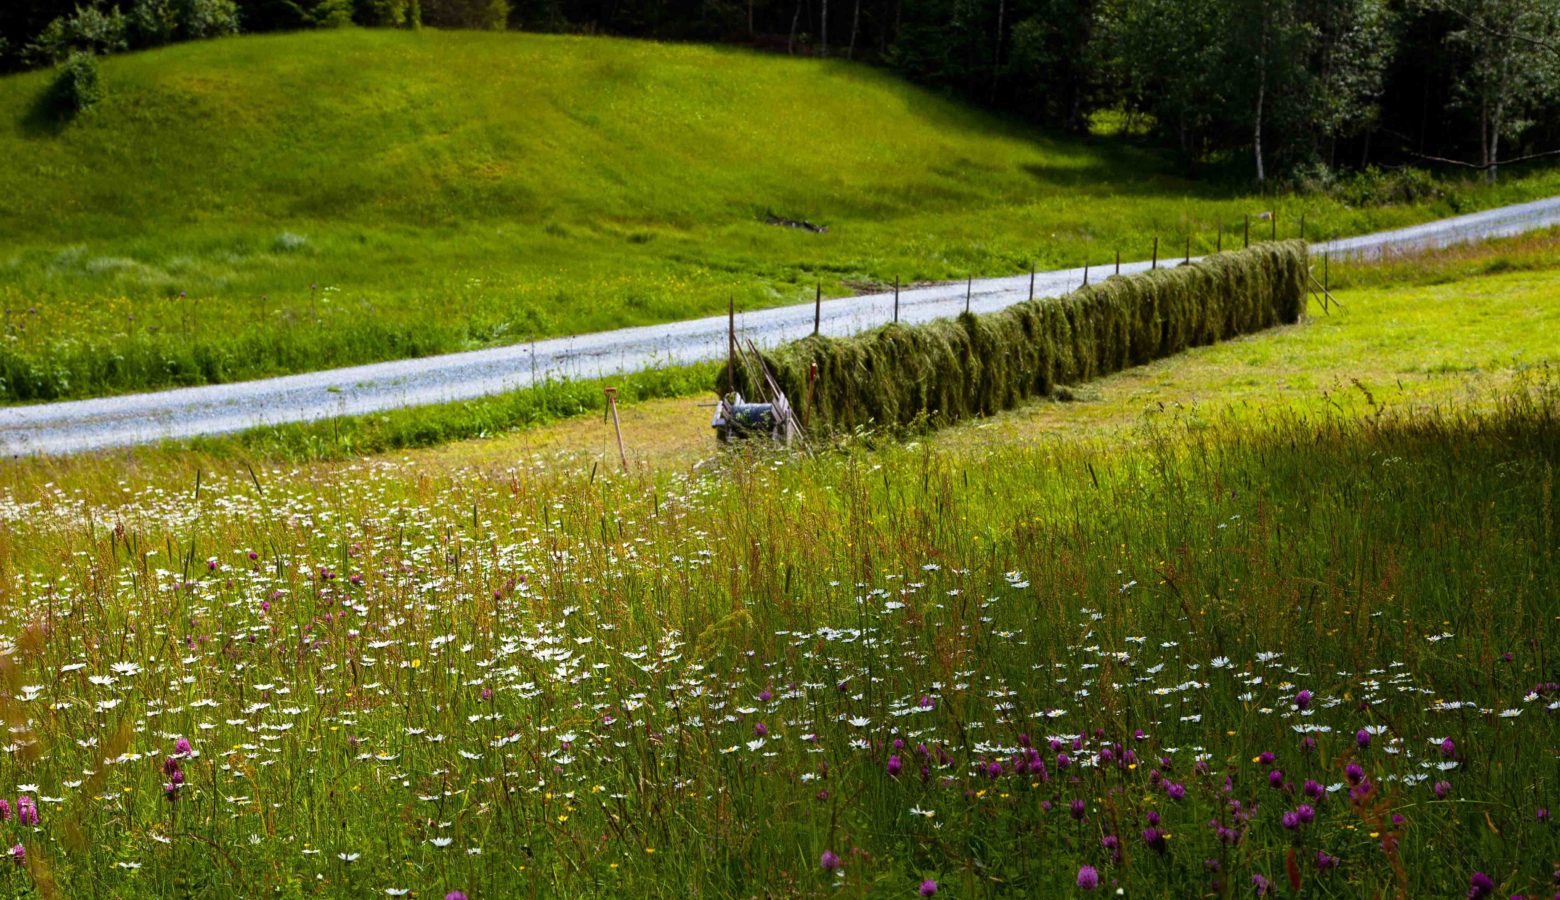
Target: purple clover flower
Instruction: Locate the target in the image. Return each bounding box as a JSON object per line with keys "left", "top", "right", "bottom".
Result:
{"left": 1142, "top": 827, "right": 1167, "bottom": 853}
{"left": 1077, "top": 866, "right": 1100, "bottom": 891}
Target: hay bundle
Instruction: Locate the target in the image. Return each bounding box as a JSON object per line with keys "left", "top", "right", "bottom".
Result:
{"left": 722, "top": 241, "right": 1307, "bottom": 433}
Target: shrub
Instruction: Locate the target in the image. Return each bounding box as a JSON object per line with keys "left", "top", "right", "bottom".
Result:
{"left": 45, "top": 51, "right": 105, "bottom": 118}
{"left": 180, "top": 0, "right": 242, "bottom": 38}
{"left": 355, "top": 0, "right": 418, "bottom": 26}
{"left": 1290, "top": 163, "right": 1444, "bottom": 208}
{"left": 25, "top": 6, "right": 129, "bottom": 65}
{"left": 312, "top": 0, "right": 357, "bottom": 27}
{"left": 421, "top": 0, "right": 510, "bottom": 29}
{"left": 131, "top": 0, "right": 181, "bottom": 46}
{"left": 722, "top": 242, "right": 1309, "bottom": 434}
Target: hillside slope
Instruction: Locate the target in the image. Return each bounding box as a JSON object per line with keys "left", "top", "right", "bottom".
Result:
{"left": 1, "top": 29, "right": 1555, "bottom": 401}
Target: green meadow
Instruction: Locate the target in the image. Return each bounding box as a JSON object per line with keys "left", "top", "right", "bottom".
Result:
{"left": 2, "top": 28, "right": 1558, "bottom": 401}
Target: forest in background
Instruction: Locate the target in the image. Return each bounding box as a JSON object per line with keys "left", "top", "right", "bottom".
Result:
{"left": 2, "top": 0, "right": 1557, "bottom": 184}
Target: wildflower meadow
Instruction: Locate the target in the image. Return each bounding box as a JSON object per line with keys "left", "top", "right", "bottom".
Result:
{"left": 0, "top": 373, "right": 1553, "bottom": 897}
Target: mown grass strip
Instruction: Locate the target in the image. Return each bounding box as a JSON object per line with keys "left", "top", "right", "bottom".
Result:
{"left": 179, "top": 363, "right": 717, "bottom": 462}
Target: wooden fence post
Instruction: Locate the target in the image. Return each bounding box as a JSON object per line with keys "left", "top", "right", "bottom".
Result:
{"left": 1115, "top": 249, "right": 1120, "bottom": 275}
{"left": 1184, "top": 236, "right": 1190, "bottom": 264}
{"left": 1299, "top": 213, "right": 1305, "bottom": 242}
{"left": 1152, "top": 236, "right": 1158, "bottom": 270}
{"left": 1083, "top": 264, "right": 1089, "bottom": 287}
{"left": 1271, "top": 211, "right": 1277, "bottom": 241}
{"left": 813, "top": 282, "right": 821, "bottom": 336}
{"left": 893, "top": 275, "right": 900, "bottom": 324}
{"left": 1029, "top": 265, "right": 1035, "bottom": 301}
{"left": 1244, "top": 215, "right": 1250, "bottom": 248}
{"left": 965, "top": 277, "right": 972, "bottom": 314}
{"left": 727, "top": 296, "right": 735, "bottom": 394}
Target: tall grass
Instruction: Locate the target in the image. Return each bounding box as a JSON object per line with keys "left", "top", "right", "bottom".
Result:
{"left": 1, "top": 29, "right": 1557, "bottom": 401}
{"left": 0, "top": 372, "right": 1552, "bottom": 896}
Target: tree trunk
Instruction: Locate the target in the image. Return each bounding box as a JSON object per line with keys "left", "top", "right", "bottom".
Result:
{"left": 848, "top": 0, "right": 859, "bottom": 59}
{"left": 992, "top": 0, "right": 1005, "bottom": 96}
{"left": 1254, "top": 59, "right": 1266, "bottom": 183}
{"left": 1488, "top": 97, "right": 1503, "bottom": 183}
{"left": 821, "top": 0, "right": 827, "bottom": 56}
{"left": 1479, "top": 99, "right": 1489, "bottom": 177}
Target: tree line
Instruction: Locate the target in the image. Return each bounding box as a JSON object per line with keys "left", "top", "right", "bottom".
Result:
{"left": 3, "top": 0, "right": 1556, "bottom": 183}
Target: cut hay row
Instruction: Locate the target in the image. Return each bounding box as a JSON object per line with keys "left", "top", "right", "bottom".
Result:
{"left": 721, "top": 241, "right": 1308, "bottom": 433}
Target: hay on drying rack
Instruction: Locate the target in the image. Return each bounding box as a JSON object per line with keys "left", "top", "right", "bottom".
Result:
{"left": 718, "top": 241, "right": 1308, "bottom": 434}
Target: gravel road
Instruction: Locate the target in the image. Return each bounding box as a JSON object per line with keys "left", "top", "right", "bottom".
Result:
{"left": 4, "top": 196, "right": 1557, "bottom": 456}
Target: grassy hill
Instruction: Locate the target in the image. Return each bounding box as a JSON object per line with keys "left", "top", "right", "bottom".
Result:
{"left": 1, "top": 28, "right": 1556, "bottom": 401}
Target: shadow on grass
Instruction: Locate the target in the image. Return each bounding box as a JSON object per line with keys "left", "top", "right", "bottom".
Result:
{"left": 20, "top": 85, "right": 75, "bottom": 138}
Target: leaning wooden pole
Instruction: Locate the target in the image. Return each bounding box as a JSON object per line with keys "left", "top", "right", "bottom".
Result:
{"left": 604, "top": 387, "right": 628, "bottom": 471}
